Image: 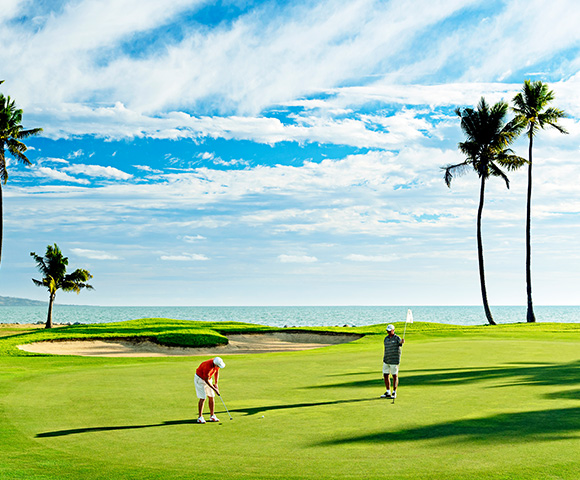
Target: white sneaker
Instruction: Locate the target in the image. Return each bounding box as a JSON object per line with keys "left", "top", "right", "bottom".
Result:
{"left": 380, "top": 390, "right": 391, "bottom": 398}
{"left": 208, "top": 415, "right": 220, "bottom": 422}
{"left": 197, "top": 416, "right": 206, "bottom": 424}
{"left": 392, "top": 391, "right": 397, "bottom": 399}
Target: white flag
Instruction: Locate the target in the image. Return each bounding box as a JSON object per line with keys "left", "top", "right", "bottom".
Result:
{"left": 406, "top": 309, "right": 414, "bottom": 323}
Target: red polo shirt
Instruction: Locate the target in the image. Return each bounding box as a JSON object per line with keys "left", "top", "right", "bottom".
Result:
{"left": 196, "top": 359, "right": 219, "bottom": 381}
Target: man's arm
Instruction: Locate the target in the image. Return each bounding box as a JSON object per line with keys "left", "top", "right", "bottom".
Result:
{"left": 213, "top": 369, "right": 220, "bottom": 394}
{"left": 202, "top": 374, "right": 220, "bottom": 395}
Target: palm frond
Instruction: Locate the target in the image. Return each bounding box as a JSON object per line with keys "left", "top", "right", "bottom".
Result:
{"left": 5, "top": 138, "right": 31, "bottom": 165}
{"left": 447, "top": 95, "right": 522, "bottom": 188}
{"left": 538, "top": 107, "right": 568, "bottom": 134}
{"left": 30, "top": 252, "right": 50, "bottom": 276}
{"left": 0, "top": 92, "right": 41, "bottom": 178}
{"left": 62, "top": 269, "right": 94, "bottom": 293}
{"left": 512, "top": 80, "right": 567, "bottom": 139}
{"left": 488, "top": 163, "right": 510, "bottom": 189}
{"left": 441, "top": 161, "right": 471, "bottom": 187}
{"left": 32, "top": 245, "right": 93, "bottom": 300}
{"left": 500, "top": 118, "right": 525, "bottom": 145}
{"left": 17, "top": 127, "right": 43, "bottom": 139}
{"left": 496, "top": 152, "right": 527, "bottom": 171}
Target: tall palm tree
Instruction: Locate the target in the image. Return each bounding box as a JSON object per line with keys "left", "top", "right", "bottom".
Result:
{"left": 0, "top": 83, "right": 42, "bottom": 266}
{"left": 512, "top": 80, "right": 567, "bottom": 323}
{"left": 31, "top": 244, "right": 93, "bottom": 328}
{"left": 442, "top": 98, "right": 525, "bottom": 325}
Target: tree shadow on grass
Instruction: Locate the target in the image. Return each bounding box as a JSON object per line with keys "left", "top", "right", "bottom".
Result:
{"left": 316, "top": 407, "right": 580, "bottom": 447}
{"left": 545, "top": 389, "right": 580, "bottom": 400}
{"left": 36, "top": 398, "right": 377, "bottom": 438}
{"left": 309, "top": 360, "right": 580, "bottom": 391}
{"left": 230, "top": 397, "right": 377, "bottom": 416}
{"left": 36, "top": 419, "right": 200, "bottom": 438}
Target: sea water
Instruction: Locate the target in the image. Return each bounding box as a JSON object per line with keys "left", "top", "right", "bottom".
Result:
{"left": 0, "top": 305, "right": 579, "bottom": 327}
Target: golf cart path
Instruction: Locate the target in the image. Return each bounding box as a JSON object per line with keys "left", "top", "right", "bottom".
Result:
{"left": 18, "top": 332, "right": 363, "bottom": 357}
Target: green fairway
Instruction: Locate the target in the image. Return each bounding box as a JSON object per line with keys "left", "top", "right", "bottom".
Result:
{"left": 0, "top": 320, "right": 578, "bottom": 479}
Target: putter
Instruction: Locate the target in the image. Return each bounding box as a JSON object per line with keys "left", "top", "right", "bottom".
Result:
{"left": 219, "top": 394, "right": 233, "bottom": 420}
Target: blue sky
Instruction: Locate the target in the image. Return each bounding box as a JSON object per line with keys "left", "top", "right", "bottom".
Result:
{"left": 1, "top": 0, "right": 579, "bottom": 306}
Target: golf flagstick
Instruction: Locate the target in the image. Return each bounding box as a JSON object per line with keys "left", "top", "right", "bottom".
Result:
{"left": 403, "top": 308, "right": 413, "bottom": 340}
{"left": 394, "top": 309, "right": 413, "bottom": 404}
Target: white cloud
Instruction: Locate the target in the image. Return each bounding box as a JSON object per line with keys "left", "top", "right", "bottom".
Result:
{"left": 36, "top": 157, "right": 69, "bottom": 165}
{"left": 36, "top": 166, "right": 90, "bottom": 184}
{"left": 71, "top": 248, "right": 120, "bottom": 260}
{"left": 180, "top": 235, "right": 206, "bottom": 242}
{"left": 160, "top": 253, "right": 209, "bottom": 261}
{"left": 2, "top": 0, "right": 578, "bottom": 150}
{"left": 278, "top": 254, "right": 318, "bottom": 263}
{"left": 212, "top": 157, "right": 250, "bottom": 167}
{"left": 67, "top": 150, "right": 84, "bottom": 159}
{"left": 346, "top": 254, "right": 399, "bottom": 262}
{"left": 0, "top": 0, "right": 507, "bottom": 119}
{"left": 63, "top": 164, "right": 132, "bottom": 180}
{"left": 133, "top": 165, "right": 163, "bottom": 174}
{"left": 457, "top": 0, "right": 580, "bottom": 83}
{"left": 2, "top": 0, "right": 579, "bottom": 306}
{"left": 0, "top": 0, "right": 26, "bottom": 22}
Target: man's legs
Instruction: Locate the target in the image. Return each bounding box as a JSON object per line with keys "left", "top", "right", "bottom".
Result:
{"left": 198, "top": 398, "right": 206, "bottom": 418}
{"left": 392, "top": 373, "right": 399, "bottom": 393}
{"left": 208, "top": 396, "right": 215, "bottom": 416}
{"left": 383, "top": 373, "right": 391, "bottom": 392}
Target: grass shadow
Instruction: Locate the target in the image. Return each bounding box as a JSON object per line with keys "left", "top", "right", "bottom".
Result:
{"left": 231, "top": 397, "right": 377, "bottom": 416}
{"left": 545, "top": 389, "right": 580, "bottom": 400}
{"left": 37, "top": 419, "right": 204, "bottom": 438}
{"left": 317, "top": 407, "right": 580, "bottom": 446}
{"left": 308, "top": 360, "right": 580, "bottom": 390}
{"left": 36, "top": 398, "right": 377, "bottom": 437}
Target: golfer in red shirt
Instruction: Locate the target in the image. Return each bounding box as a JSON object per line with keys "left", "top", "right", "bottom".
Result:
{"left": 195, "top": 357, "right": 226, "bottom": 423}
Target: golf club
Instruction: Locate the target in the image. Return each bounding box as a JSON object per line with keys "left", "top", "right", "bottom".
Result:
{"left": 219, "top": 394, "right": 233, "bottom": 420}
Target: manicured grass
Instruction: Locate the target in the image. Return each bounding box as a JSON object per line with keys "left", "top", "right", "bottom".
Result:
{"left": 0, "top": 319, "right": 578, "bottom": 479}
{"left": 0, "top": 318, "right": 281, "bottom": 356}
{"left": 0, "top": 324, "right": 45, "bottom": 338}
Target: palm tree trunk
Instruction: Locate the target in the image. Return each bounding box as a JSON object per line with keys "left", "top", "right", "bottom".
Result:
{"left": 0, "top": 182, "right": 3, "bottom": 267}
{"left": 45, "top": 292, "right": 55, "bottom": 329}
{"left": 526, "top": 135, "right": 536, "bottom": 322}
{"left": 477, "top": 177, "right": 496, "bottom": 325}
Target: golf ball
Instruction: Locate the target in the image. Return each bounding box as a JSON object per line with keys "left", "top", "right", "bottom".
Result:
{"left": 262, "top": 415, "right": 264, "bottom": 418}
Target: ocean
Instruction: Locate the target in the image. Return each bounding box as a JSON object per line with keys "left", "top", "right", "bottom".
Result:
{"left": 0, "top": 305, "right": 579, "bottom": 327}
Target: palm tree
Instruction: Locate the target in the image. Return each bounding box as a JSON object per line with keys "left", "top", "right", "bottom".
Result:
{"left": 31, "top": 244, "right": 93, "bottom": 328}
{"left": 512, "top": 80, "right": 567, "bottom": 323}
{"left": 442, "top": 97, "right": 525, "bottom": 325}
{"left": 0, "top": 83, "right": 42, "bottom": 266}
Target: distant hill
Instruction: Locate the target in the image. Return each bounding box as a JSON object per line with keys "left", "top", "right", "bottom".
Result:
{"left": 0, "top": 296, "right": 46, "bottom": 306}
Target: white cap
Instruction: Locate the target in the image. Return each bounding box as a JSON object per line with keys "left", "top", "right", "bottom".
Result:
{"left": 386, "top": 324, "right": 395, "bottom": 332}
{"left": 213, "top": 357, "right": 226, "bottom": 368}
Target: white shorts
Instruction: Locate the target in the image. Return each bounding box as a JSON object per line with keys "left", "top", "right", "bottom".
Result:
{"left": 194, "top": 374, "right": 215, "bottom": 399}
{"left": 383, "top": 363, "right": 399, "bottom": 375}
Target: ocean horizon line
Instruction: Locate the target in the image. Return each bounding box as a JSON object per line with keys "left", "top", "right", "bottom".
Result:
{"left": 1, "top": 305, "right": 579, "bottom": 327}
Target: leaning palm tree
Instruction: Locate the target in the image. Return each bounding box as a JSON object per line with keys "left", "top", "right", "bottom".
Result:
{"left": 0, "top": 83, "right": 42, "bottom": 266}
{"left": 442, "top": 98, "right": 525, "bottom": 325}
{"left": 512, "top": 80, "right": 567, "bottom": 323}
{"left": 31, "top": 244, "right": 93, "bottom": 328}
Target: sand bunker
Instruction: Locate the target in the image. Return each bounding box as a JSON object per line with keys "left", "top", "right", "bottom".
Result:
{"left": 18, "top": 332, "right": 363, "bottom": 357}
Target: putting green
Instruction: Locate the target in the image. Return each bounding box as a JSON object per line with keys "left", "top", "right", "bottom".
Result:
{"left": 0, "top": 321, "right": 578, "bottom": 479}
